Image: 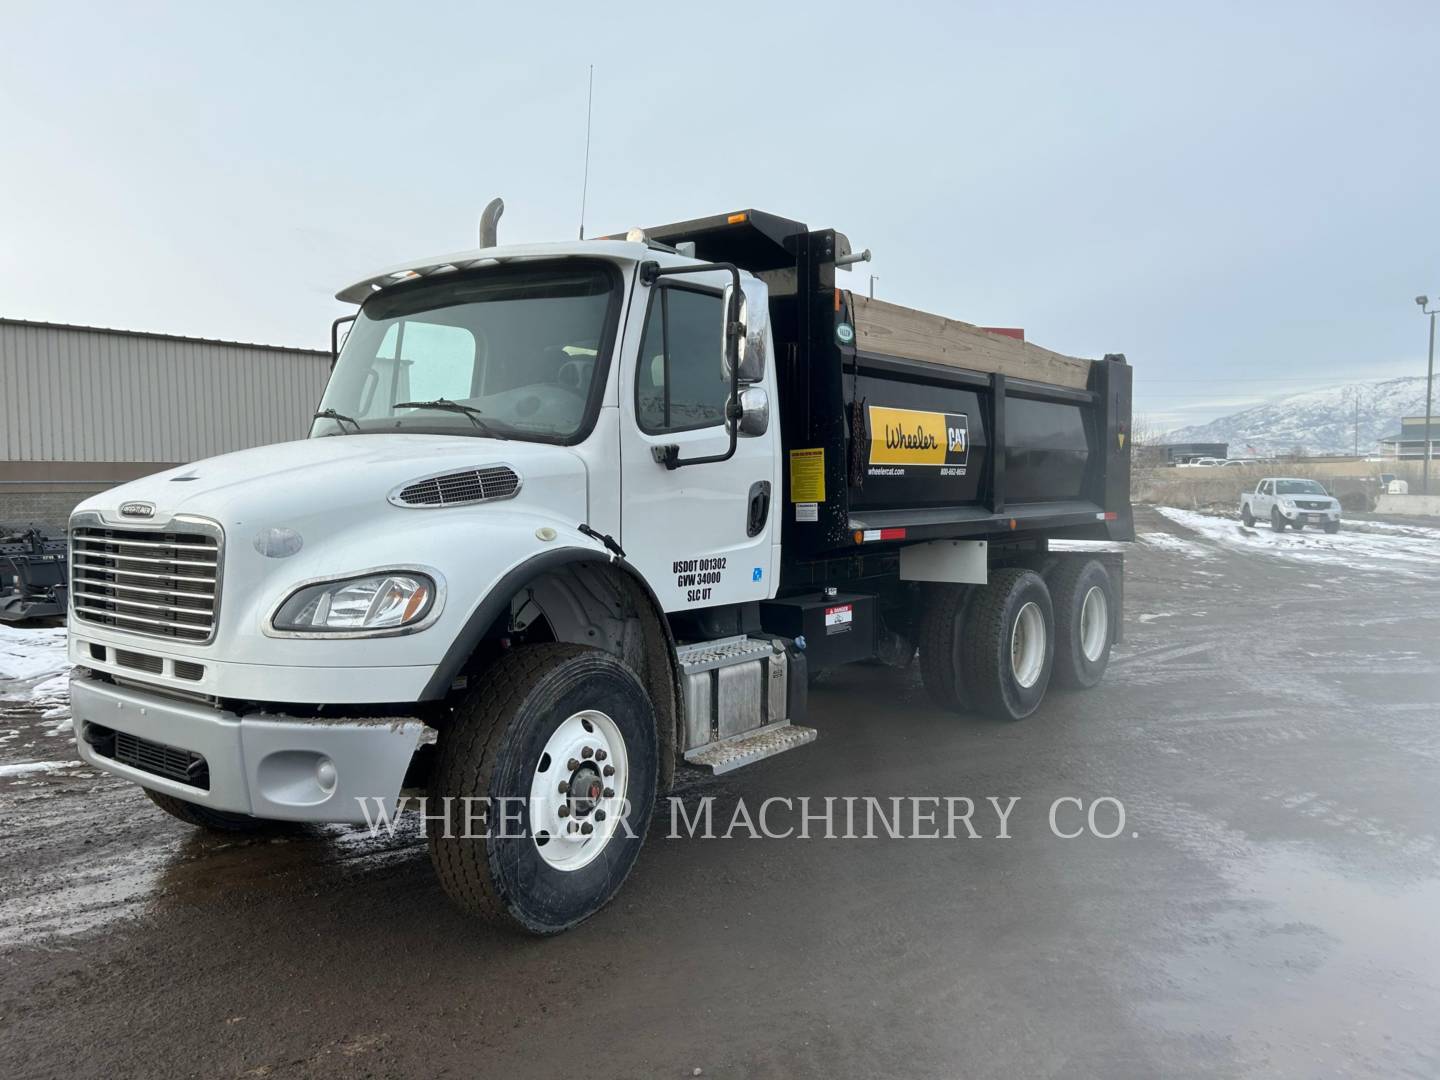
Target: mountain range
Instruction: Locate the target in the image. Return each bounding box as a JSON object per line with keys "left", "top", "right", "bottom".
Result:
{"left": 1162, "top": 375, "right": 1431, "bottom": 455}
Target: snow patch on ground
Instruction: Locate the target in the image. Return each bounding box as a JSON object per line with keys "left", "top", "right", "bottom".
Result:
{"left": 1138, "top": 532, "right": 1215, "bottom": 559}
{"left": 0, "top": 760, "right": 71, "bottom": 777}
{"left": 1156, "top": 507, "right": 1440, "bottom": 578}
{"left": 0, "top": 625, "right": 69, "bottom": 695}
{"left": 0, "top": 626, "right": 74, "bottom": 759}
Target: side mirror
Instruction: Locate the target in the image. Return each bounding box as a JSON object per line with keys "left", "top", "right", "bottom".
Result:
{"left": 722, "top": 278, "right": 769, "bottom": 384}
{"left": 735, "top": 385, "right": 770, "bottom": 437}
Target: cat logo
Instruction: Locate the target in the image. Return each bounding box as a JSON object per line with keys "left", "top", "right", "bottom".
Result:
{"left": 867, "top": 406, "right": 969, "bottom": 467}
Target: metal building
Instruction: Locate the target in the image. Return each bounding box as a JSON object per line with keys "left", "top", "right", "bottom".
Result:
{"left": 1, "top": 318, "right": 330, "bottom": 526}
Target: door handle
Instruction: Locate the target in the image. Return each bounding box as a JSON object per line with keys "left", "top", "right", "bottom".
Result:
{"left": 747, "top": 481, "right": 771, "bottom": 538}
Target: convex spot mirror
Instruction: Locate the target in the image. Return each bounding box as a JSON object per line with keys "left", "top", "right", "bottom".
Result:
{"left": 734, "top": 385, "right": 769, "bottom": 438}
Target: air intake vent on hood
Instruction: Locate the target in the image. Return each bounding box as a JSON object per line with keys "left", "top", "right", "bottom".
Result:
{"left": 390, "top": 465, "right": 521, "bottom": 508}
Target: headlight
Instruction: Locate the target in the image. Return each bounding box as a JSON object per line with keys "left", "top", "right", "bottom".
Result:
{"left": 272, "top": 572, "right": 437, "bottom": 633}
{"left": 1281, "top": 498, "right": 1296, "bottom": 508}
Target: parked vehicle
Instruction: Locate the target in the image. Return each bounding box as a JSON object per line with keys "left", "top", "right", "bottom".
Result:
{"left": 1240, "top": 478, "right": 1342, "bottom": 532}
{"left": 0, "top": 523, "right": 69, "bottom": 623}
{"left": 1178, "top": 456, "right": 1224, "bottom": 468}
{"left": 1222, "top": 458, "right": 1259, "bottom": 467}
{"left": 65, "top": 206, "right": 1133, "bottom": 933}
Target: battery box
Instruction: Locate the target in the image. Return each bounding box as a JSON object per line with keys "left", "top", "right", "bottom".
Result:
{"left": 760, "top": 592, "right": 877, "bottom": 669}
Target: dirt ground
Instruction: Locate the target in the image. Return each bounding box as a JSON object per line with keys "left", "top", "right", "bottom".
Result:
{"left": 2, "top": 507, "right": 1438, "bottom": 1079}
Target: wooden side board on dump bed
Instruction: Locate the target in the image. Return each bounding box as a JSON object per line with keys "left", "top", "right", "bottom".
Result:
{"left": 849, "top": 294, "right": 1093, "bottom": 390}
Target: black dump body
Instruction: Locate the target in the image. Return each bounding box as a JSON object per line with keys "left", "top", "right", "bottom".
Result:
{"left": 637, "top": 211, "right": 1134, "bottom": 581}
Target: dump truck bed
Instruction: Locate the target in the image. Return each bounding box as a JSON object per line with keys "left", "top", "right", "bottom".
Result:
{"left": 629, "top": 209, "right": 1134, "bottom": 562}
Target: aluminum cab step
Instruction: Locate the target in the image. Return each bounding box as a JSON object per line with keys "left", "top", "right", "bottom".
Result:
{"left": 676, "top": 635, "right": 815, "bottom": 773}
{"left": 684, "top": 720, "right": 817, "bottom": 775}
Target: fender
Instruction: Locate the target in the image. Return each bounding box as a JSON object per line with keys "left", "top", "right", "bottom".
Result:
{"left": 420, "top": 545, "right": 677, "bottom": 701}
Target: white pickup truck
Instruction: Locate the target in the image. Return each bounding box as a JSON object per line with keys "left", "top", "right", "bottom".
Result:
{"left": 1240, "top": 478, "right": 1342, "bottom": 532}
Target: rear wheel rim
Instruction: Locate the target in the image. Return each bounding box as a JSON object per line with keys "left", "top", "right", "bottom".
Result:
{"left": 1010, "top": 601, "right": 1046, "bottom": 689}
{"left": 527, "top": 709, "right": 629, "bottom": 872}
{"left": 1079, "top": 585, "right": 1108, "bottom": 663}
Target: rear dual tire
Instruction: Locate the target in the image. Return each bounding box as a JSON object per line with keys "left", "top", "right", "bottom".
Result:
{"left": 920, "top": 559, "right": 1115, "bottom": 720}
{"left": 921, "top": 569, "right": 1056, "bottom": 722}
{"left": 1049, "top": 559, "right": 1115, "bottom": 690}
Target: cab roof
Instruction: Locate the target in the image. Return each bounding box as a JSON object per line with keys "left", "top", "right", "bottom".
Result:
{"left": 335, "top": 240, "right": 665, "bottom": 305}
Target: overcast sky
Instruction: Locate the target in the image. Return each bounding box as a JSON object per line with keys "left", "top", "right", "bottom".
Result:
{"left": 3, "top": 1, "right": 1437, "bottom": 429}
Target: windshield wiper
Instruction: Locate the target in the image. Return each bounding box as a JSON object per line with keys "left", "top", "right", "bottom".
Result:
{"left": 313, "top": 408, "right": 361, "bottom": 434}
{"left": 392, "top": 398, "right": 505, "bottom": 437}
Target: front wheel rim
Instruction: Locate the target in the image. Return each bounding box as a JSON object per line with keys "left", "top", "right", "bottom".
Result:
{"left": 1010, "top": 601, "right": 1046, "bottom": 689}
{"left": 1079, "top": 585, "right": 1108, "bottom": 663}
{"left": 527, "top": 709, "right": 629, "bottom": 872}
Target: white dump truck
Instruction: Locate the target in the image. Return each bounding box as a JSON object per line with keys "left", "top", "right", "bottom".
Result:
{"left": 67, "top": 206, "right": 1133, "bottom": 933}
{"left": 1240, "top": 477, "right": 1342, "bottom": 532}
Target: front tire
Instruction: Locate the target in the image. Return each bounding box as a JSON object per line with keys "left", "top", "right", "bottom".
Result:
{"left": 1050, "top": 559, "right": 1115, "bottom": 690}
{"left": 1242, "top": 506, "right": 1255, "bottom": 527}
{"left": 428, "top": 643, "right": 658, "bottom": 935}
{"left": 961, "top": 569, "right": 1055, "bottom": 721}
{"left": 1324, "top": 521, "right": 1341, "bottom": 534}
{"left": 1271, "top": 508, "right": 1287, "bottom": 532}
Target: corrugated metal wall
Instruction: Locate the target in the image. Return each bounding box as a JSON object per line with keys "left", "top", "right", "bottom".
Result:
{"left": 1, "top": 320, "right": 331, "bottom": 462}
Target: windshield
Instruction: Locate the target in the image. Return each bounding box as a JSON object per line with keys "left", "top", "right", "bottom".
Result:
{"left": 1276, "top": 480, "right": 1327, "bottom": 495}
{"left": 314, "top": 262, "right": 619, "bottom": 442}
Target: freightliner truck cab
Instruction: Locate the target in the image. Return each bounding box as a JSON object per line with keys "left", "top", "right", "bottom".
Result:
{"left": 67, "top": 206, "right": 1133, "bottom": 933}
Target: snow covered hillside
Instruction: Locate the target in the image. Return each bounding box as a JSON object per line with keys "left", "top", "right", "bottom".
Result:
{"left": 1163, "top": 375, "right": 1429, "bottom": 455}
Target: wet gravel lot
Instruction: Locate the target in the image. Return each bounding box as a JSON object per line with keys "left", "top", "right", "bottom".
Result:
{"left": 2, "top": 507, "right": 1438, "bottom": 1078}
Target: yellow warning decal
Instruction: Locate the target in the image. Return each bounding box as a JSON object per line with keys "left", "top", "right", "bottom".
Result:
{"left": 789, "top": 447, "right": 826, "bottom": 502}
{"left": 867, "top": 405, "right": 969, "bottom": 467}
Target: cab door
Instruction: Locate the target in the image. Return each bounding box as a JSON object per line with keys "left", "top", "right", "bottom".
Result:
{"left": 1254, "top": 480, "right": 1273, "bottom": 514}
{"left": 617, "top": 271, "right": 780, "bottom": 613}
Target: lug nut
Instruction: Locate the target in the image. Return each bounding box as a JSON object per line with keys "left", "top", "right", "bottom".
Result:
{"left": 558, "top": 781, "right": 569, "bottom": 794}
{"left": 568, "top": 821, "right": 579, "bottom": 834}
{"left": 602, "top": 787, "right": 614, "bottom": 798}
{"left": 581, "top": 822, "right": 594, "bottom": 835}
{"left": 603, "top": 765, "right": 615, "bottom": 776}
{"left": 582, "top": 747, "right": 594, "bottom": 759}
{"left": 557, "top": 804, "right": 570, "bottom": 818}
{"left": 567, "top": 758, "right": 580, "bottom": 771}
{"left": 595, "top": 749, "right": 607, "bottom": 761}
{"left": 594, "top": 809, "right": 606, "bottom": 822}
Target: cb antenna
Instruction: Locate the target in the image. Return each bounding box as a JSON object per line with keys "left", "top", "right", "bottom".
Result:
{"left": 578, "top": 65, "right": 594, "bottom": 240}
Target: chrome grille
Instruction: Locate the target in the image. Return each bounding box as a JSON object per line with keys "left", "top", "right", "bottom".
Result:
{"left": 391, "top": 465, "right": 520, "bottom": 508}
{"left": 70, "top": 524, "right": 221, "bottom": 643}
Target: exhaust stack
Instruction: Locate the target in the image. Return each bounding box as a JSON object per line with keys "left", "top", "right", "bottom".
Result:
{"left": 479, "top": 198, "right": 505, "bottom": 248}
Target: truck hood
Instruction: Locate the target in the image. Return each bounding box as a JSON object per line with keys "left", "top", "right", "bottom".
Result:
{"left": 74, "top": 434, "right": 589, "bottom": 528}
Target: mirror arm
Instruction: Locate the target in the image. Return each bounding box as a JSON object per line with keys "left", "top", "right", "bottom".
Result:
{"left": 639, "top": 260, "right": 744, "bottom": 471}
{"left": 331, "top": 314, "right": 357, "bottom": 371}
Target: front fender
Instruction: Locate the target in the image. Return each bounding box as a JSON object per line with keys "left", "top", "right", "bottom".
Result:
{"left": 418, "top": 539, "right": 673, "bottom": 700}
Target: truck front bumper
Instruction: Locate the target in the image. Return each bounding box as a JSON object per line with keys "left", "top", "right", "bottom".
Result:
{"left": 1281, "top": 507, "right": 1341, "bottom": 523}
{"left": 71, "top": 674, "right": 428, "bottom": 823}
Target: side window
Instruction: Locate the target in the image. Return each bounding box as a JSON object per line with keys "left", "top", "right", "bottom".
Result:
{"left": 1259, "top": 481, "right": 1272, "bottom": 495}
{"left": 636, "top": 287, "right": 726, "bottom": 433}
